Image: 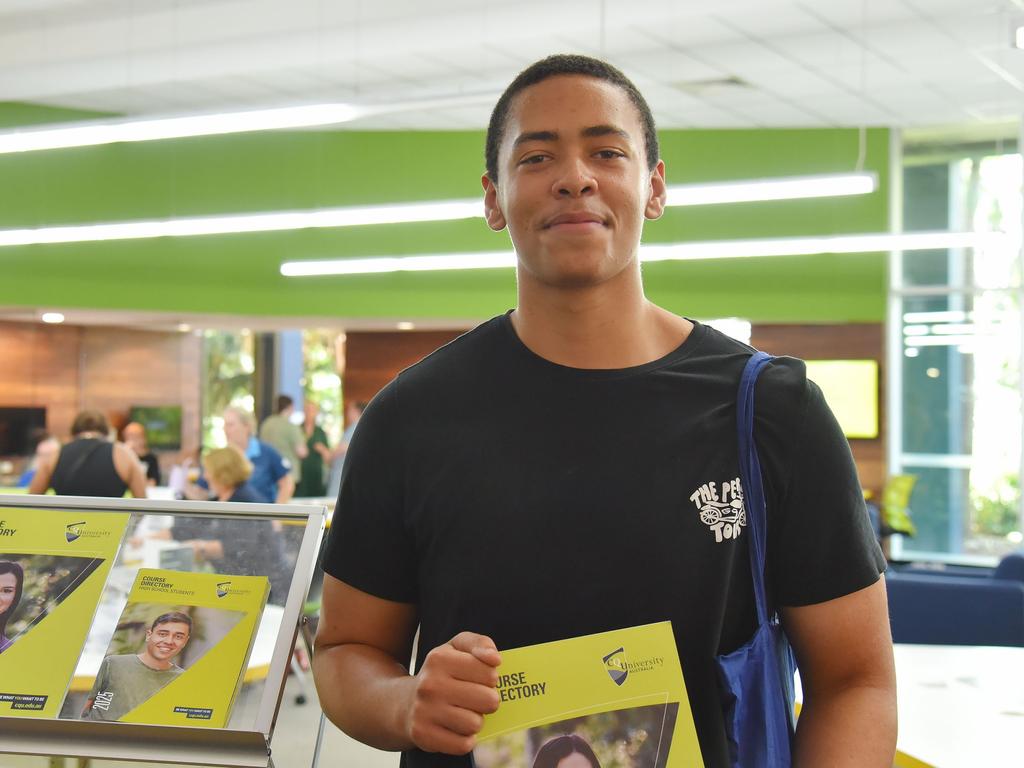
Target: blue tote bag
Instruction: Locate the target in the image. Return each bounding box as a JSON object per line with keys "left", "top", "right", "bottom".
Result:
{"left": 715, "top": 351, "right": 798, "bottom": 767}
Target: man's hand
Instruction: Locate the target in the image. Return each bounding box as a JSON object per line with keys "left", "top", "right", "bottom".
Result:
{"left": 404, "top": 632, "right": 502, "bottom": 755}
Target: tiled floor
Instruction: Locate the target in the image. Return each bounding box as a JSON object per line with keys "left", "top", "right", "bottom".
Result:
{"left": 1, "top": 675, "right": 399, "bottom": 768}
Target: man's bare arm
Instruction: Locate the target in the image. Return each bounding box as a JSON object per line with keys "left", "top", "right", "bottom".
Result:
{"left": 312, "top": 574, "right": 501, "bottom": 755}
{"left": 782, "top": 577, "right": 897, "bottom": 767}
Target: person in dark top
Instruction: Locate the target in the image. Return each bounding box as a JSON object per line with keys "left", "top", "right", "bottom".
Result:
{"left": 297, "top": 400, "right": 330, "bottom": 497}
{"left": 312, "top": 55, "right": 896, "bottom": 767}
{"left": 171, "top": 447, "right": 290, "bottom": 603}
{"left": 122, "top": 421, "right": 161, "bottom": 486}
{"left": 30, "top": 410, "right": 147, "bottom": 498}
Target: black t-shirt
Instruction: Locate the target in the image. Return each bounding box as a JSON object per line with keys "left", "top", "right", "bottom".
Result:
{"left": 51, "top": 438, "right": 128, "bottom": 498}
{"left": 139, "top": 451, "right": 161, "bottom": 485}
{"left": 322, "top": 314, "right": 885, "bottom": 768}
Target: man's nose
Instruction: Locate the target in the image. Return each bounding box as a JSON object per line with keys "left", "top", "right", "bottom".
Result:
{"left": 552, "top": 157, "right": 596, "bottom": 198}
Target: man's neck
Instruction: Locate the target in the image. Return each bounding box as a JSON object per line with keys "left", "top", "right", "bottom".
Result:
{"left": 137, "top": 652, "right": 172, "bottom": 671}
{"left": 512, "top": 272, "right": 692, "bottom": 369}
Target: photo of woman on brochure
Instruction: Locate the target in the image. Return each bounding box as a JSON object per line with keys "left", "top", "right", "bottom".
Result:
{"left": 0, "top": 553, "right": 104, "bottom": 655}
{"left": 533, "top": 734, "right": 602, "bottom": 768}
{"left": 474, "top": 702, "right": 679, "bottom": 768}
{"left": 0, "top": 560, "right": 24, "bottom": 654}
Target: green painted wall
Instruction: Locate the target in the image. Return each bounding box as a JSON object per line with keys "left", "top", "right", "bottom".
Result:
{"left": 0, "top": 102, "right": 888, "bottom": 322}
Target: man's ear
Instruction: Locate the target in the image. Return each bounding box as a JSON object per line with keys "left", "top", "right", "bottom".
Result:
{"left": 644, "top": 160, "right": 668, "bottom": 220}
{"left": 481, "top": 173, "right": 507, "bottom": 231}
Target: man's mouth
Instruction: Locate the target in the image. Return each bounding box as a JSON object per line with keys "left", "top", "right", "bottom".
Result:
{"left": 544, "top": 212, "right": 606, "bottom": 229}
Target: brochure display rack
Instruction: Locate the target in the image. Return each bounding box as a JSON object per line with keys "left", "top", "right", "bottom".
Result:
{"left": 0, "top": 494, "right": 325, "bottom": 768}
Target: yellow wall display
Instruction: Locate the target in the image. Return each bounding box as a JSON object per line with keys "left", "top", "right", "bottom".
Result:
{"left": 475, "top": 622, "right": 702, "bottom": 767}
{"left": 0, "top": 508, "right": 130, "bottom": 718}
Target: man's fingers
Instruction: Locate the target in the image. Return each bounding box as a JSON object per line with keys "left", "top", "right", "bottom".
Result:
{"left": 408, "top": 718, "right": 478, "bottom": 756}
{"left": 449, "top": 632, "right": 502, "bottom": 668}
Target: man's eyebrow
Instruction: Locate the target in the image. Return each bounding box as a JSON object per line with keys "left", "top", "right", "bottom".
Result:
{"left": 581, "top": 124, "right": 631, "bottom": 141}
{"left": 512, "top": 130, "right": 558, "bottom": 148}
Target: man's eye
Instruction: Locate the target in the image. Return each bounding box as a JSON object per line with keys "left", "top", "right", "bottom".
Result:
{"left": 519, "top": 155, "right": 547, "bottom": 165}
{"left": 596, "top": 150, "right": 625, "bottom": 159}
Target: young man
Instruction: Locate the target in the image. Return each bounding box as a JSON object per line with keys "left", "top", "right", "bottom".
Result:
{"left": 83, "top": 612, "right": 191, "bottom": 721}
{"left": 313, "top": 55, "right": 896, "bottom": 767}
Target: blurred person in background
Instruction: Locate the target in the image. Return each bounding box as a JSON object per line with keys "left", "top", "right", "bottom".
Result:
{"left": 16, "top": 430, "right": 60, "bottom": 488}
{"left": 259, "top": 395, "right": 307, "bottom": 485}
{"left": 297, "top": 400, "right": 331, "bottom": 498}
{"left": 186, "top": 406, "right": 293, "bottom": 503}
{"left": 30, "top": 410, "right": 147, "bottom": 498}
{"left": 173, "top": 446, "right": 290, "bottom": 602}
{"left": 122, "top": 421, "right": 161, "bottom": 486}
{"left": 325, "top": 400, "right": 366, "bottom": 499}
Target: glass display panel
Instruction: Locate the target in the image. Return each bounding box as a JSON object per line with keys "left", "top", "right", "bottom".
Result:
{"left": 0, "top": 496, "right": 322, "bottom": 768}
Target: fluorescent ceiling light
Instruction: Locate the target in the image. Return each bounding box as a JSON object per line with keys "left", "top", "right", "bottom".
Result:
{"left": 0, "top": 201, "right": 484, "bottom": 247}
{"left": 666, "top": 173, "right": 875, "bottom": 205}
{"left": 0, "top": 173, "right": 875, "bottom": 247}
{"left": 0, "top": 93, "right": 499, "bottom": 154}
{"left": 1016, "top": 25, "right": 1024, "bottom": 49}
{"left": 281, "top": 230, "right": 1001, "bottom": 277}
{"left": 0, "top": 104, "right": 363, "bottom": 154}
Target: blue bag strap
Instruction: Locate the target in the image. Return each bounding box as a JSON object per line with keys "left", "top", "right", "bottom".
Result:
{"left": 737, "top": 351, "right": 774, "bottom": 626}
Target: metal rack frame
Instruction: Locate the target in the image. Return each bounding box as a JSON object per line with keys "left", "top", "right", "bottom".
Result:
{"left": 0, "top": 494, "right": 325, "bottom": 768}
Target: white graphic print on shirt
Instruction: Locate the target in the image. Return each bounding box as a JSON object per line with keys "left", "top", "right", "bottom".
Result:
{"left": 690, "top": 478, "right": 746, "bottom": 543}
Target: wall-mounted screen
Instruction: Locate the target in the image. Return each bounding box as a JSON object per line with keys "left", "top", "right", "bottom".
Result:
{"left": 128, "top": 405, "right": 182, "bottom": 450}
{"left": 804, "top": 359, "right": 879, "bottom": 440}
{"left": 0, "top": 407, "right": 47, "bottom": 456}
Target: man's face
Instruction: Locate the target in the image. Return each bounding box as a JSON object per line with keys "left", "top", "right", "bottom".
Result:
{"left": 0, "top": 572, "right": 17, "bottom": 616}
{"left": 222, "top": 410, "right": 249, "bottom": 449}
{"left": 483, "top": 75, "right": 666, "bottom": 290}
{"left": 145, "top": 621, "right": 190, "bottom": 662}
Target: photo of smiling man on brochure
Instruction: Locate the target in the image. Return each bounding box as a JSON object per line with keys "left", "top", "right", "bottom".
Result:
{"left": 82, "top": 610, "right": 193, "bottom": 721}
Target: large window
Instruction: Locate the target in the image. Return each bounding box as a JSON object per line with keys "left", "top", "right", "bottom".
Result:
{"left": 893, "top": 142, "right": 1023, "bottom": 562}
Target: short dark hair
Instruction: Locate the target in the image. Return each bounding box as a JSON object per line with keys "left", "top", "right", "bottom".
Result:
{"left": 71, "top": 409, "right": 109, "bottom": 437}
{"left": 485, "top": 54, "right": 659, "bottom": 183}
{"left": 532, "top": 734, "right": 601, "bottom": 768}
{"left": 150, "top": 611, "right": 192, "bottom": 633}
{"left": 275, "top": 395, "right": 294, "bottom": 414}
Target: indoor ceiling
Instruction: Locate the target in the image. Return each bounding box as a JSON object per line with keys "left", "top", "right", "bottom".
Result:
{"left": 1, "top": 0, "right": 1022, "bottom": 130}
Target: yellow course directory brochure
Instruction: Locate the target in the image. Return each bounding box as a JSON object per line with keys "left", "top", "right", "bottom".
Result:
{"left": 0, "top": 508, "right": 130, "bottom": 718}
{"left": 474, "top": 622, "right": 703, "bottom": 767}
{"left": 80, "top": 568, "right": 268, "bottom": 728}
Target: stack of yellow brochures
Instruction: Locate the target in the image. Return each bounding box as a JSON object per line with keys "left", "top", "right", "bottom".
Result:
{"left": 81, "top": 568, "right": 268, "bottom": 728}
{"left": 0, "top": 508, "right": 130, "bottom": 719}
{"left": 474, "top": 622, "right": 703, "bottom": 767}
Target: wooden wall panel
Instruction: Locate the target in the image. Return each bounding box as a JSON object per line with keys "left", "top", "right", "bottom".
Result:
{"left": 751, "top": 323, "right": 885, "bottom": 495}
{"left": 0, "top": 323, "right": 202, "bottom": 471}
{"left": 343, "top": 331, "right": 463, "bottom": 407}
{"left": 79, "top": 327, "right": 203, "bottom": 459}
{"left": 0, "top": 322, "right": 82, "bottom": 440}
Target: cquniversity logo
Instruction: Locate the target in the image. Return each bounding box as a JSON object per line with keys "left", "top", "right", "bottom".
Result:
{"left": 65, "top": 522, "right": 86, "bottom": 542}
{"left": 603, "top": 647, "right": 628, "bottom": 686}
{"left": 216, "top": 581, "right": 231, "bottom": 598}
